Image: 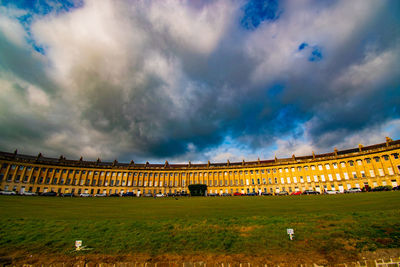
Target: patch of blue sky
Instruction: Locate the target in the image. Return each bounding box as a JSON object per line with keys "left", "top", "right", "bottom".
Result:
{"left": 1, "top": 0, "right": 83, "bottom": 16}
{"left": 241, "top": 0, "right": 280, "bottom": 30}
{"left": 298, "top": 42, "right": 308, "bottom": 51}
{"left": 309, "top": 47, "right": 322, "bottom": 61}
{"left": 1, "top": 1, "right": 83, "bottom": 54}
{"left": 298, "top": 42, "right": 323, "bottom": 62}
{"left": 267, "top": 83, "right": 284, "bottom": 97}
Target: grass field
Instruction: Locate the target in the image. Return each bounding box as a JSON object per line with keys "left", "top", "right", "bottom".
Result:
{"left": 1, "top": 192, "right": 400, "bottom": 264}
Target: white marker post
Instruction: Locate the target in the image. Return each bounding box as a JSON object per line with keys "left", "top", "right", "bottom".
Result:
{"left": 75, "top": 240, "right": 82, "bottom": 251}
{"left": 287, "top": 228, "right": 294, "bottom": 240}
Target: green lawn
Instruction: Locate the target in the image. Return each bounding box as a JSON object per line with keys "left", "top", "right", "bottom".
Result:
{"left": 0, "top": 192, "right": 399, "bottom": 261}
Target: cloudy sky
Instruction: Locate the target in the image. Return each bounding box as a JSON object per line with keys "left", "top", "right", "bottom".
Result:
{"left": 0, "top": 0, "right": 399, "bottom": 163}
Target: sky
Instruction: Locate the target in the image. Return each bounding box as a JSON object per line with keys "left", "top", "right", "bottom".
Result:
{"left": 0, "top": 0, "right": 399, "bottom": 164}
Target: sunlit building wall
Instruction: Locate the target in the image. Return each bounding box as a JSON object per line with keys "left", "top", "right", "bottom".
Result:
{"left": 0, "top": 138, "right": 399, "bottom": 195}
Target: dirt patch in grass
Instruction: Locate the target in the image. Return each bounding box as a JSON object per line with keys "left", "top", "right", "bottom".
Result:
{"left": 3, "top": 248, "right": 400, "bottom": 266}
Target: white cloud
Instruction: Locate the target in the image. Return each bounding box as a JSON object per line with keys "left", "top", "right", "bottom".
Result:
{"left": 0, "top": 10, "right": 27, "bottom": 47}
{"left": 0, "top": 0, "right": 398, "bottom": 163}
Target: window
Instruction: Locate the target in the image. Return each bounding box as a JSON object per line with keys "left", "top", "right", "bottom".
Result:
{"left": 357, "top": 160, "right": 362, "bottom": 166}
{"left": 349, "top": 161, "right": 354, "bottom": 166}
{"left": 360, "top": 171, "right": 366, "bottom": 178}
{"left": 343, "top": 173, "right": 349, "bottom": 180}
{"left": 388, "top": 167, "right": 394, "bottom": 175}
{"left": 311, "top": 166, "right": 316, "bottom": 170}
{"left": 393, "top": 153, "right": 399, "bottom": 159}
{"left": 280, "top": 178, "right": 285, "bottom": 184}
{"left": 333, "top": 163, "right": 338, "bottom": 169}
{"left": 369, "top": 170, "right": 375, "bottom": 177}
{"left": 325, "top": 164, "right": 330, "bottom": 170}
{"left": 374, "top": 157, "right": 380, "bottom": 163}
{"left": 300, "top": 176, "right": 304, "bottom": 183}
{"left": 287, "top": 177, "right": 291, "bottom": 183}
{"left": 352, "top": 172, "right": 357, "bottom": 178}
{"left": 328, "top": 174, "right": 333, "bottom": 181}
{"left": 313, "top": 175, "right": 318, "bottom": 182}
{"left": 297, "top": 167, "right": 302, "bottom": 171}
{"left": 378, "top": 169, "right": 384, "bottom": 176}
{"left": 383, "top": 155, "right": 389, "bottom": 161}
{"left": 321, "top": 175, "right": 325, "bottom": 182}
{"left": 318, "top": 165, "right": 323, "bottom": 170}
{"left": 365, "top": 158, "right": 371, "bottom": 163}
{"left": 336, "top": 173, "right": 341, "bottom": 181}
{"left": 341, "top": 162, "right": 346, "bottom": 168}
{"left": 293, "top": 177, "right": 297, "bottom": 183}
{"left": 306, "top": 176, "right": 311, "bottom": 182}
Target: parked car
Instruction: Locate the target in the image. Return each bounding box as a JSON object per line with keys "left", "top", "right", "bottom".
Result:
{"left": 179, "top": 192, "right": 189, "bottom": 197}
{"left": 79, "top": 193, "right": 91, "bottom": 197}
{"left": 155, "top": 193, "right": 165, "bottom": 197}
{"left": 20, "top": 191, "right": 37, "bottom": 196}
{"left": 303, "top": 190, "right": 320, "bottom": 195}
{"left": 392, "top": 186, "right": 400, "bottom": 191}
{"left": 122, "top": 192, "right": 134, "bottom": 197}
{"left": 41, "top": 191, "right": 57, "bottom": 196}
{"left": 325, "top": 190, "right": 339, "bottom": 195}
{"left": 61, "top": 193, "right": 74, "bottom": 197}
{"left": 221, "top": 193, "right": 232, "bottom": 196}
{"left": 109, "top": 193, "right": 120, "bottom": 197}
{"left": 94, "top": 193, "right": 107, "bottom": 197}
{"left": 208, "top": 193, "right": 218, "bottom": 196}
{"left": 372, "top": 185, "right": 393, "bottom": 191}
{"left": 290, "top": 191, "right": 302, "bottom": 195}
{"left": 345, "top": 188, "right": 362, "bottom": 193}
{"left": 0, "top": 190, "right": 16, "bottom": 195}
{"left": 277, "top": 191, "right": 289, "bottom": 196}
{"left": 261, "top": 192, "right": 272, "bottom": 196}
{"left": 143, "top": 193, "right": 153, "bottom": 197}
{"left": 233, "top": 192, "right": 244, "bottom": 196}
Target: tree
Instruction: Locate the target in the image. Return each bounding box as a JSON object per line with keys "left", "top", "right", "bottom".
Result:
{"left": 188, "top": 184, "right": 207, "bottom": 196}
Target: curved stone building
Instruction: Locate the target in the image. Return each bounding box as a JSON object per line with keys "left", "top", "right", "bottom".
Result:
{"left": 0, "top": 137, "right": 399, "bottom": 196}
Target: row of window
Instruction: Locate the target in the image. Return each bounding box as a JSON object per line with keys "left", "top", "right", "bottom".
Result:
{"left": 1, "top": 153, "right": 399, "bottom": 181}
{"left": 2, "top": 165, "right": 399, "bottom": 187}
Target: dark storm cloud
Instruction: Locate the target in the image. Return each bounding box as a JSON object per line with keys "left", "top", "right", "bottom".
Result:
{"left": 0, "top": 0, "right": 399, "bottom": 162}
